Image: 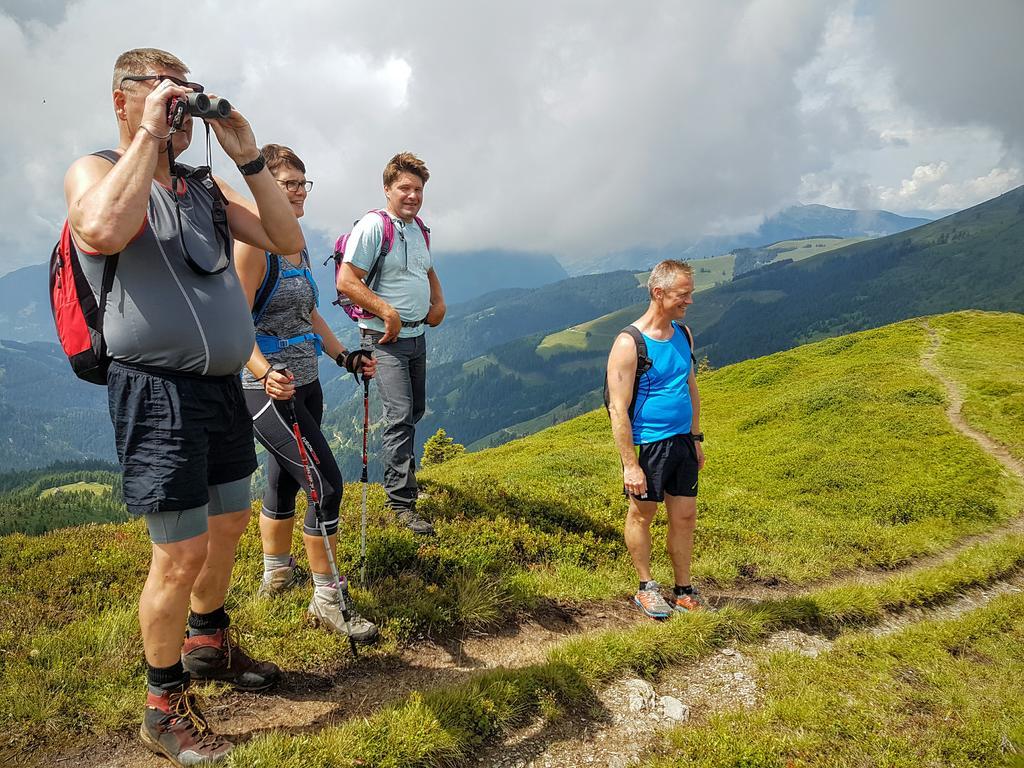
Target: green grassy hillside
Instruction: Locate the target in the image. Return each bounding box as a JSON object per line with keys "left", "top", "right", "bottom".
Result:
{"left": 2, "top": 311, "right": 1022, "bottom": 762}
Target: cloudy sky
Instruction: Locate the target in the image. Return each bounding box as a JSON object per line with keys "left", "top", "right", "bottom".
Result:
{"left": 1, "top": 0, "right": 1020, "bottom": 275}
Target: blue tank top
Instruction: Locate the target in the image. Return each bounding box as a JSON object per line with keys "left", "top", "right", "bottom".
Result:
{"left": 631, "top": 324, "right": 694, "bottom": 445}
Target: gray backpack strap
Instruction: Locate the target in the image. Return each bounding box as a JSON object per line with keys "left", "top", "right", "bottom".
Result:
{"left": 91, "top": 149, "right": 122, "bottom": 165}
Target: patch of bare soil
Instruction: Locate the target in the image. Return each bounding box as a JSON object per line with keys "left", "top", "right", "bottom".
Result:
{"left": 870, "top": 572, "right": 1024, "bottom": 637}
{"left": 472, "top": 641, "right": 763, "bottom": 768}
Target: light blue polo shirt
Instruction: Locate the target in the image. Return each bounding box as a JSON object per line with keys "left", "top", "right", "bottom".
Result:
{"left": 343, "top": 210, "right": 431, "bottom": 339}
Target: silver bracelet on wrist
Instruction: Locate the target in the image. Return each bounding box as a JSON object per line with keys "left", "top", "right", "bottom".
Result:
{"left": 139, "top": 124, "right": 172, "bottom": 141}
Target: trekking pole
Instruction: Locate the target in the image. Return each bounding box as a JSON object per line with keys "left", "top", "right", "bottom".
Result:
{"left": 359, "top": 373, "right": 370, "bottom": 588}
{"left": 273, "top": 364, "right": 358, "bottom": 659}
{"left": 358, "top": 337, "right": 370, "bottom": 589}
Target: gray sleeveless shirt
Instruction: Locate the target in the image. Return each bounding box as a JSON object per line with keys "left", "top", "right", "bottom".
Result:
{"left": 79, "top": 171, "right": 255, "bottom": 377}
{"left": 240, "top": 250, "right": 320, "bottom": 390}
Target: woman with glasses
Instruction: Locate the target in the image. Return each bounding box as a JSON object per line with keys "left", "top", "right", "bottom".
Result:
{"left": 234, "top": 144, "right": 379, "bottom": 644}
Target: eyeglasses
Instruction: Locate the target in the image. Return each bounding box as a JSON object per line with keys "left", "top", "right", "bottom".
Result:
{"left": 276, "top": 179, "right": 314, "bottom": 193}
{"left": 119, "top": 74, "right": 205, "bottom": 93}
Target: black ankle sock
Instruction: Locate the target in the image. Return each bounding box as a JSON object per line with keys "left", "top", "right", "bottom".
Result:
{"left": 147, "top": 661, "right": 187, "bottom": 694}
{"left": 674, "top": 584, "right": 694, "bottom": 596}
{"left": 188, "top": 606, "right": 229, "bottom": 636}
{"left": 639, "top": 580, "right": 652, "bottom": 591}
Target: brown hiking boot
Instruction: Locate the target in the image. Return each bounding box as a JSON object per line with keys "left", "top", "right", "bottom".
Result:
{"left": 258, "top": 555, "right": 304, "bottom": 598}
{"left": 182, "top": 626, "right": 280, "bottom": 691}
{"left": 140, "top": 684, "right": 232, "bottom": 766}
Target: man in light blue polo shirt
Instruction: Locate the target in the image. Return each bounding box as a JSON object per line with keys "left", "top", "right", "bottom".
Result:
{"left": 338, "top": 152, "right": 446, "bottom": 535}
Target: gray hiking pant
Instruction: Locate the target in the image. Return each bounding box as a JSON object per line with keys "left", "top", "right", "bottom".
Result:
{"left": 362, "top": 331, "right": 426, "bottom": 511}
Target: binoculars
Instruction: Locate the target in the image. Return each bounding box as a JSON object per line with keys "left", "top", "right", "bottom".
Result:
{"left": 168, "top": 93, "right": 232, "bottom": 129}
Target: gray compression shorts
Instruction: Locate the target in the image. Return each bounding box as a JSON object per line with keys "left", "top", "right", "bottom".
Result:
{"left": 144, "top": 476, "right": 252, "bottom": 544}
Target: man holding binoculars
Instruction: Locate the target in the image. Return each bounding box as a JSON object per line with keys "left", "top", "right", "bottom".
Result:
{"left": 63, "top": 48, "right": 303, "bottom": 765}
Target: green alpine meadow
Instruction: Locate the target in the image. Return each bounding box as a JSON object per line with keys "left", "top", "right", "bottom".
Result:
{"left": 2, "top": 310, "right": 1023, "bottom": 766}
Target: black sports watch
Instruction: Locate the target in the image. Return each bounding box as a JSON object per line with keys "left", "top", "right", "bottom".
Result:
{"left": 237, "top": 154, "right": 266, "bottom": 176}
{"left": 690, "top": 432, "right": 704, "bottom": 442}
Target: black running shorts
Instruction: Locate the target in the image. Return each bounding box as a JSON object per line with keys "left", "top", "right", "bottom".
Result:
{"left": 107, "top": 362, "right": 257, "bottom": 516}
{"left": 628, "top": 433, "right": 700, "bottom": 502}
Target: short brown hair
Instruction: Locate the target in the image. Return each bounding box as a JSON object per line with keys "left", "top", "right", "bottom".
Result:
{"left": 383, "top": 152, "right": 429, "bottom": 187}
{"left": 647, "top": 259, "right": 694, "bottom": 296}
{"left": 112, "top": 48, "right": 188, "bottom": 91}
{"left": 261, "top": 144, "right": 306, "bottom": 175}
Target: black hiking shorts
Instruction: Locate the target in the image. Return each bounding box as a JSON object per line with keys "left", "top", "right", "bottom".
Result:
{"left": 107, "top": 362, "right": 257, "bottom": 517}
{"left": 629, "top": 433, "right": 700, "bottom": 502}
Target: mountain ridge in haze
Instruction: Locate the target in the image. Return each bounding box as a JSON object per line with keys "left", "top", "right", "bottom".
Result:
{"left": 565, "top": 203, "right": 933, "bottom": 274}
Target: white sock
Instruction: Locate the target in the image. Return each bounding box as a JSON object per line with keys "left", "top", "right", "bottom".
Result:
{"left": 263, "top": 553, "right": 292, "bottom": 580}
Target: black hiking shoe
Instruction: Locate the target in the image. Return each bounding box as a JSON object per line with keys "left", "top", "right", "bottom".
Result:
{"left": 396, "top": 507, "right": 435, "bottom": 536}
{"left": 182, "top": 626, "right": 280, "bottom": 691}
{"left": 140, "top": 683, "right": 233, "bottom": 766}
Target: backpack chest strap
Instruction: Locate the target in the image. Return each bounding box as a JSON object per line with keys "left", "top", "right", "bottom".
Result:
{"left": 255, "top": 332, "right": 324, "bottom": 357}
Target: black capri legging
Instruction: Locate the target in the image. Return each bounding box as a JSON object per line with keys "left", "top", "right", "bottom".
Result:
{"left": 244, "top": 380, "right": 342, "bottom": 536}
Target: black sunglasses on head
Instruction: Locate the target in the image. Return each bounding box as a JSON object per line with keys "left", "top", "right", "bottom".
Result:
{"left": 119, "top": 74, "right": 205, "bottom": 93}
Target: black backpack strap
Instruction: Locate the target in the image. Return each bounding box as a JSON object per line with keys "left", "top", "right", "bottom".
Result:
{"left": 622, "top": 326, "right": 651, "bottom": 421}
{"left": 674, "top": 322, "right": 697, "bottom": 365}
{"left": 88, "top": 151, "right": 122, "bottom": 353}
{"left": 96, "top": 253, "right": 119, "bottom": 356}
{"left": 623, "top": 326, "right": 651, "bottom": 374}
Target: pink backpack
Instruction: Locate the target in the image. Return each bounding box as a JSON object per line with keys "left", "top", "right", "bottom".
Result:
{"left": 328, "top": 210, "right": 431, "bottom": 321}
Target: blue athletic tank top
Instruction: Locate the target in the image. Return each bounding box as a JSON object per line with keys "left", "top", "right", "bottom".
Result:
{"left": 631, "top": 324, "right": 694, "bottom": 445}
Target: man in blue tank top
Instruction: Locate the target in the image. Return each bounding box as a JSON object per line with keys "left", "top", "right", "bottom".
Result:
{"left": 606, "top": 260, "right": 708, "bottom": 620}
{"left": 63, "top": 48, "right": 304, "bottom": 765}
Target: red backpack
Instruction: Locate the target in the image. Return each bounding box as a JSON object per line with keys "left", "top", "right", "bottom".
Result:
{"left": 49, "top": 150, "right": 121, "bottom": 385}
{"left": 327, "top": 209, "right": 430, "bottom": 321}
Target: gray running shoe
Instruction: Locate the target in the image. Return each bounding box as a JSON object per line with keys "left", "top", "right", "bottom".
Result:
{"left": 632, "top": 581, "right": 672, "bottom": 619}
{"left": 396, "top": 507, "right": 435, "bottom": 536}
{"left": 258, "top": 556, "right": 304, "bottom": 598}
{"left": 308, "top": 587, "right": 380, "bottom": 644}
{"left": 672, "top": 586, "right": 711, "bottom": 613}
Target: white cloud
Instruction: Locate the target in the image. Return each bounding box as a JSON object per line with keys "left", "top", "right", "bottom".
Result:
{"left": 878, "top": 161, "right": 950, "bottom": 206}
{"left": 793, "top": 2, "right": 1022, "bottom": 216}
{"left": 0, "top": 0, "right": 1020, "bottom": 274}
{"left": 880, "top": 165, "right": 1024, "bottom": 212}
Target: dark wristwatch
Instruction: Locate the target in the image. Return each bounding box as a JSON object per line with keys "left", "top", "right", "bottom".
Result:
{"left": 690, "top": 432, "right": 704, "bottom": 442}
{"left": 237, "top": 155, "right": 266, "bottom": 176}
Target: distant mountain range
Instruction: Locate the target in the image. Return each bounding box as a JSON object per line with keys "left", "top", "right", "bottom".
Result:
{"left": 0, "top": 340, "right": 114, "bottom": 470}
{"left": 563, "top": 204, "right": 933, "bottom": 274}
{"left": 0, "top": 230, "right": 568, "bottom": 345}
